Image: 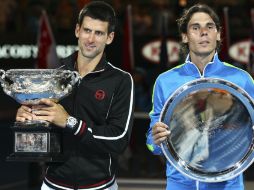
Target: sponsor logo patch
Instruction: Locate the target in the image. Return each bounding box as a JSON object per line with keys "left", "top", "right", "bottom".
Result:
{"left": 95, "top": 90, "right": 105, "bottom": 100}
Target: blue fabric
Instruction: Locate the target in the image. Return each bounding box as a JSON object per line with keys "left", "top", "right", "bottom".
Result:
{"left": 166, "top": 175, "right": 244, "bottom": 190}
{"left": 146, "top": 53, "right": 253, "bottom": 190}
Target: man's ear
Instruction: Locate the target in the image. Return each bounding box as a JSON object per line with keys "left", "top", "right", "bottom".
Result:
{"left": 106, "top": 32, "right": 115, "bottom": 45}
{"left": 216, "top": 32, "right": 221, "bottom": 41}
{"left": 75, "top": 24, "right": 80, "bottom": 38}
{"left": 182, "top": 33, "right": 188, "bottom": 43}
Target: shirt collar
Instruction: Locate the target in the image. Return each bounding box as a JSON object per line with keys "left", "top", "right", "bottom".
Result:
{"left": 93, "top": 53, "right": 107, "bottom": 72}
{"left": 185, "top": 52, "right": 218, "bottom": 65}
{"left": 61, "top": 51, "right": 108, "bottom": 73}
{"left": 184, "top": 52, "right": 222, "bottom": 77}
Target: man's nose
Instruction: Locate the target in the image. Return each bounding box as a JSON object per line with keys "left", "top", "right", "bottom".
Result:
{"left": 88, "top": 33, "right": 95, "bottom": 42}
{"left": 200, "top": 27, "right": 208, "bottom": 36}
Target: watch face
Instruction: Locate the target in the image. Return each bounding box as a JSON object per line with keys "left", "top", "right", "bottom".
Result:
{"left": 68, "top": 117, "right": 77, "bottom": 127}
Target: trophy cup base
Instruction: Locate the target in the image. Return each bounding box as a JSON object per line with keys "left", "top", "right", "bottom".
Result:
{"left": 6, "top": 153, "right": 65, "bottom": 162}
{"left": 7, "top": 122, "right": 64, "bottom": 162}
{"left": 15, "top": 120, "right": 50, "bottom": 128}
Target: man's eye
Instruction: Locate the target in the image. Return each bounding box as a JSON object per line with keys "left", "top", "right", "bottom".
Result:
{"left": 208, "top": 25, "right": 215, "bottom": 30}
{"left": 96, "top": 31, "right": 104, "bottom": 36}
{"left": 207, "top": 24, "right": 216, "bottom": 30}
{"left": 84, "top": 29, "right": 91, "bottom": 33}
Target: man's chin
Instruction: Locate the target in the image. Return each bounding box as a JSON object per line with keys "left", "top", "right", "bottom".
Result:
{"left": 81, "top": 51, "right": 97, "bottom": 59}
{"left": 196, "top": 50, "right": 215, "bottom": 57}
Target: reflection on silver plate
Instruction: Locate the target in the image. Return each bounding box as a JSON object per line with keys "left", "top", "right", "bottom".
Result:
{"left": 160, "top": 78, "right": 254, "bottom": 182}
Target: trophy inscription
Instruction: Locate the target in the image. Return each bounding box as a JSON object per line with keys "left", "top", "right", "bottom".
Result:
{"left": 0, "top": 69, "right": 80, "bottom": 161}
{"left": 15, "top": 132, "right": 48, "bottom": 152}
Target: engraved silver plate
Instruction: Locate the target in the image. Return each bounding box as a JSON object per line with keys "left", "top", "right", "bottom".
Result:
{"left": 160, "top": 78, "right": 254, "bottom": 182}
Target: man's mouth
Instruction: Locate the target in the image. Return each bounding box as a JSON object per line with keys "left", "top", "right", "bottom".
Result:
{"left": 199, "top": 41, "right": 209, "bottom": 45}
{"left": 85, "top": 44, "right": 96, "bottom": 49}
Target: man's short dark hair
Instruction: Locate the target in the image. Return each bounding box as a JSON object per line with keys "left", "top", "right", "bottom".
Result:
{"left": 78, "top": 1, "right": 116, "bottom": 34}
{"left": 177, "top": 4, "right": 222, "bottom": 56}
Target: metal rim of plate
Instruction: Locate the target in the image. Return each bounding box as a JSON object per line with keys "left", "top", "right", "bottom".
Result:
{"left": 160, "top": 78, "right": 254, "bottom": 182}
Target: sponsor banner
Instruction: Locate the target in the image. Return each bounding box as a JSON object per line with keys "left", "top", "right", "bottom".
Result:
{"left": 229, "top": 39, "right": 251, "bottom": 64}
{"left": 142, "top": 39, "right": 180, "bottom": 64}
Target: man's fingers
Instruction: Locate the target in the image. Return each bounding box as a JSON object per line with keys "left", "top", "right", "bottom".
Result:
{"left": 16, "top": 116, "right": 26, "bottom": 122}
{"left": 16, "top": 106, "right": 34, "bottom": 121}
{"left": 152, "top": 123, "right": 169, "bottom": 135}
{"left": 154, "top": 136, "right": 168, "bottom": 145}
{"left": 32, "top": 110, "right": 47, "bottom": 116}
{"left": 21, "top": 106, "right": 32, "bottom": 112}
{"left": 152, "top": 126, "right": 167, "bottom": 135}
{"left": 152, "top": 122, "right": 171, "bottom": 145}
{"left": 34, "top": 115, "right": 51, "bottom": 123}
{"left": 153, "top": 130, "right": 170, "bottom": 141}
{"left": 153, "top": 130, "right": 170, "bottom": 145}
{"left": 39, "top": 98, "right": 56, "bottom": 107}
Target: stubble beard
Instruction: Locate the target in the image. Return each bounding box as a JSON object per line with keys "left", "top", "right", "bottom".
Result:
{"left": 80, "top": 45, "right": 99, "bottom": 59}
{"left": 194, "top": 47, "right": 216, "bottom": 58}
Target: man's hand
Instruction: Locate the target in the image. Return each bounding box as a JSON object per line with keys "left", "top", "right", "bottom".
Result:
{"left": 16, "top": 105, "right": 35, "bottom": 122}
{"left": 32, "top": 98, "right": 69, "bottom": 128}
{"left": 152, "top": 122, "right": 170, "bottom": 145}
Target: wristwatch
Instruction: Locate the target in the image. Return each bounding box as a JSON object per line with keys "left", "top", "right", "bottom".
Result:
{"left": 66, "top": 116, "right": 78, "bottom": 131}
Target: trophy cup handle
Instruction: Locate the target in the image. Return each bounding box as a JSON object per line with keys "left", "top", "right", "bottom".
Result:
{"left": 0, "top": 69, "right": 6, "bottom": 87}
{"left": 73, "top": 71, "right": 81, "bottom": 83}
{"left": 0, "top": 69, "right": 11, "bottom": 96}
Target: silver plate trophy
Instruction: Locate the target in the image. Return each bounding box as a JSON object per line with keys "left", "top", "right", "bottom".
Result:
{"left": 160, "top": 78, "right": 254, "bottom": 182}
{"left": 0, "top": 69, "right": 80, "bottom": 161}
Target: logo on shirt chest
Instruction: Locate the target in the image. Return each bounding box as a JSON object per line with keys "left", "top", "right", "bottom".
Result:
{"left": 94, "top": 90, "right": 106, "bottom": 100}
